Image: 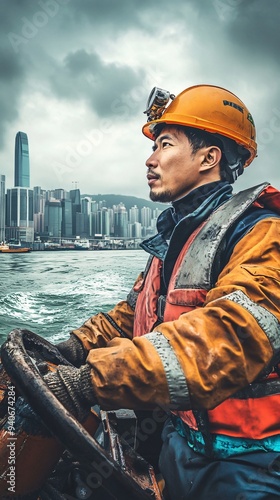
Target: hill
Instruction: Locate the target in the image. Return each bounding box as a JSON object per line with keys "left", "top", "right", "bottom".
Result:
{"left": 81, "top": 193, "right": 167, "bottom": 212}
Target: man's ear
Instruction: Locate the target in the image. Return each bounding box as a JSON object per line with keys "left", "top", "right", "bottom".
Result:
{"left": 200, "top": 146, "right": 222, "bottom": 172}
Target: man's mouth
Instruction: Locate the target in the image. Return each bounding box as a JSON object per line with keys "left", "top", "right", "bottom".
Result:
{"left": 147, "top": 172, "right": 160, "bottom": 186}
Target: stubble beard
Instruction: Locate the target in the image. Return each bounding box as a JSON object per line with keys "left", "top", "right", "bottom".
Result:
{"left": 149, "top": 189, "right": 173, "bottom": 203}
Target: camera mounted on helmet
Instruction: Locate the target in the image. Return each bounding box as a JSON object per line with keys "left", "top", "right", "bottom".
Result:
{"left": 144, "top": 87, "right": 175, "bottom": 122}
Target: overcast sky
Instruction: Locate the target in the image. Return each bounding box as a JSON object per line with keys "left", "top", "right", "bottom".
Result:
{"left": 0, "top": 0, "right": 279, "bottom": 199}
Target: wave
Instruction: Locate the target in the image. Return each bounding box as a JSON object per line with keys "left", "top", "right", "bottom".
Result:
{"left": 0, "top": 250, "right": 148, "bottom": 346}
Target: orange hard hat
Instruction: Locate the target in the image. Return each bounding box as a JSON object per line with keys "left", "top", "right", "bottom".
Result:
{"left": 142, "top": 84, "right": 257, "bottom": 168}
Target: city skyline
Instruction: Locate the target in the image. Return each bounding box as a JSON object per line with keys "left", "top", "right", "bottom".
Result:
{"left": 1, "top": 135, "right": 164, "bottom": 244}
{"left": 0, "top": 2, "right": 279, "bottom": 199}
{"left": 4, "top": 129, "right": 164, "bottom": 210}
{"left": 2, "top": 170, "right": 164, "bottom": 244}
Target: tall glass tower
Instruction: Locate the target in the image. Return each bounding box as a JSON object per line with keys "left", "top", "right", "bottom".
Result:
{"left": 0, "top": 174, "right": 5, "bottom": 242}
{"left": 14, "top": 131, "right": 30, "bottom": 187}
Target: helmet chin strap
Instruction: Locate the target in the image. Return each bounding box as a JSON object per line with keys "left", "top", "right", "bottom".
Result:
{"left": 214, "top": 134, "right": 249, "bottom": 184}
{"left": 226, "top": 161, "right": 244, "bottom": 184}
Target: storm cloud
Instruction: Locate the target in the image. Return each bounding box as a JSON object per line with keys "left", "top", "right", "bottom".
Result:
{"left": 0, "top": 0, "right": 279, "bottom": 197}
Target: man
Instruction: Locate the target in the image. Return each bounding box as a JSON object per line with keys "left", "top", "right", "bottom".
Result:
{"left": 9, "top": 85, "right": 280, "bottom": 498}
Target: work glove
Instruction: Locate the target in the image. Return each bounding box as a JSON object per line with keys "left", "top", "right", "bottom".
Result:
{"left": 55, "top": 334, "right": 88, "bottom": 367}
{"left": 44, "top": 364, "right": 96, "bottom": 422}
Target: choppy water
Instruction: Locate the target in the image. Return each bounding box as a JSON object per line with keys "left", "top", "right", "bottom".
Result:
{"left": 0, "top": 250, "right": 148, "bottom": 346}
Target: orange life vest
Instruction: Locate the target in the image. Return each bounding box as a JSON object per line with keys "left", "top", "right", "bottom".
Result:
{"left": 133, "top": 184, "right": 280, "bottom": 442}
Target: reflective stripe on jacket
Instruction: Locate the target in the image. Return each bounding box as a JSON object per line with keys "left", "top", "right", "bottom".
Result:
{"left": 133, "top": 183, "right": 280, "bottom": 445}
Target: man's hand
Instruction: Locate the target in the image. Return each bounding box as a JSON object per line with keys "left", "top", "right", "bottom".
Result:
{"left": 44, "top": 364, "right": 96, "bottom": 422}
{"left": 55, "top": 334, "right": 88, "bottom": 367}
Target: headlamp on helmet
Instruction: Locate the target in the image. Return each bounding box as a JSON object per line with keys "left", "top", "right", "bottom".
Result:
{"left": 143, "top": 87, "right": 175, "bottom": 122}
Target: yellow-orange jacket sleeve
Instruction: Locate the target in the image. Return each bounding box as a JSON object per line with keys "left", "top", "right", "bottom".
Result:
{"left": 85, "top": 218, "right": 280, "bottom": 411}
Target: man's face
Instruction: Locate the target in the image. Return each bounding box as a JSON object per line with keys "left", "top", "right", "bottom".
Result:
{"left": 146, "top": 126, "right": 209, "bottom": 203}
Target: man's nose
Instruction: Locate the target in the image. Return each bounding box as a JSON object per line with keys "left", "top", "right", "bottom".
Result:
{"left": 145, "top": 151, "right": 157, "bottom": 168}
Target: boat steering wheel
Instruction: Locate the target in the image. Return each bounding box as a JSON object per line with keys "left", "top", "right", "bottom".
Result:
{"left": 1, "top": 329, "right": 162, "bottom": 499}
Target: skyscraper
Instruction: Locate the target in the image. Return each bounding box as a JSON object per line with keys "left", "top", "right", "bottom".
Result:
{"left": 114, "top": 203, "right": 128, "bottom": 237}
{"left": 70, "top": 188, "right": 81, "bottom": 237}
{"left": 14, "top": 131, "right": 30, "bottom": 188}
{"left": 5, "top": 187, "right": 34, "bottom": 242}
{"left": 0, "top": 175, "right": 5, "bottom": 242}
{"left": 61, "top": 199, "right": 72, "bottom": 237}
{"left": 44, "top": 200, "right": 62, "bottom": 239}
{"left": 5, "top": 132, "right": 33, "bottom": 243}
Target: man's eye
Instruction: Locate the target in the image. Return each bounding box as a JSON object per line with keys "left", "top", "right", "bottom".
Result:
{"left": 162, "top": 141, "right": 172, "bottom": 148}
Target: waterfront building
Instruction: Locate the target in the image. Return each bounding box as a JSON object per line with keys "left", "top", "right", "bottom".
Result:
{"left": 129, "top": 205, "right": 139, "bottom": 224}
{"left": 0, "top": 175, "right": 5, "bottom": 242}
{"left": 130, "top": 221, "right": 142, "bottom": 239}
{"left": 81, "top": 196, "right": 91, "bottom": 215}
{"left": 153, "top": 207, "right": 163, "bottom": 220}
{"left": 140, "top": 206, "right": 152, "bottom": 229}
{"left": 76, "top": 212, "right": 89, "bottom": 238}
{"left": 5, "top": 187, "right": 34, "bottom": 242}
{"left": 97, "top": 207, "right": 110, "bottom": 237}
{"left": 150, "top": 217, "right": 158, "bottom": 234}
{"left": 74, "top": 196, "right": 91, "bottom": 237}
{"left": 33, "top": 186, "right": 46, "bottom": 235}
{"left": 89, "top": 211, "right": 97, "bottom": 237}
{"left": 69, "top": 189, "right": 81, "bottom": 206}
{"left": 61, "top": 199, "right": 72, "bottom": 238}
{"left": 34, "top": 212, "right": 44, "bottom": 235}
{"left": 44, "top": 200, "right": 62, "bottom": 239}
{"left": 90, "top": 200, "right": 98, "bottom": 213}
{"left": 114, "top": 203, "right": 128, "bottom": 238}
{"left": 90, "top": 208, "right": 107, "bottom": 237}
{"left": 33, "top": 186, "right": 46, "bottom": 214}
{"left": 108, "top": 208, "right": 114, "bottom": 236}
{"left": 14, "top": 132, "right": 30, "bottom": 188}
{"left": 70, "top": 188, "right": 81, "bottom": 237}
